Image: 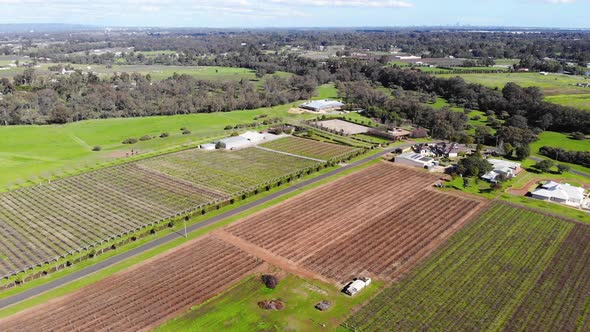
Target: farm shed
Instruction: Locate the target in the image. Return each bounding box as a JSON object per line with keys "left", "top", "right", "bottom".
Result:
{"left": 214, "top": 136, "right": 250, "bottom": 150}
{"left": 300, "top": 99, "right": 344, "bottom": 112}
{"left": 343, "top": 278, "right": 371, "bottom": 296}
{"left": 395, "top": 152, "right": 436, "bottom": 169}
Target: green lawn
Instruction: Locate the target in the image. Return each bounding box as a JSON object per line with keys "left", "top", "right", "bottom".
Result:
{"left": 314, "top": 83, "right": 339, "bottom": 100}
{"left": 156, "top": 273, "right": 382, "bottom": 332}
{"left": 545, "top": 93, "right": 590, "bottom": 111}
{"left": 436, "top": 72, "right": 590, "bottom": 96}
{"left": 0, "top": 102, "right": 316, "bottom": 190}
{"left": 530, "top": 131, "right": 590, "bottom": 153}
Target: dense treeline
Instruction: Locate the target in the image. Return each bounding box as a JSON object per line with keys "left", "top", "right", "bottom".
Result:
{"left": 10, "top": 29, "right": 590, "bottom": 64}
{"left": 370, "top": 67, "right": 590, "bottom": 134}
{"left": 539, "top": 146, "right": 590, "bottom": 168}
{"left": 0, "top": 72, "right": 316, "bottom": 125}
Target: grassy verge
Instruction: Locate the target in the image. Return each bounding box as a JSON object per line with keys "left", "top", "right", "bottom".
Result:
{"left": 0, "top": 154, "right": 383, "bottom": 318}
{"left": 155, "top": 273, "right": 382, "bottom": 331}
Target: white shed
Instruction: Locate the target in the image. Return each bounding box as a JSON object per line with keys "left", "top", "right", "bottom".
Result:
{"left": 215, "top": 136, "right": 250, "bottom": 150}
{"left": 200, "top": 143, "right": 216, "bottom": 150}
{"left": 343, "top": 277, "right": 371, "bottom": 296}
{"left": 394, "top": 153, "right": 435, "bottom": 169}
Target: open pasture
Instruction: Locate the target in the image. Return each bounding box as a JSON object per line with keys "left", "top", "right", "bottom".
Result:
{"left": 0, "top": 236, "right": 263, "bottom": 332}
{"left": 259, "top": 136, "right": 359, "bottom": 161}
{"left": 0, "top": 103, "right": 317, "bottom": 190}
{"left": 437, "top": 72, "right": 590, "bottom": 96}
{"left": 546, "top": 93, "right": 590, "bottom": 111}
{"left": 225, "top": 162, "right": 486, "bottom": 283}
{"left": 345, "top": 203, "right": 590, "bottom": 332}
{"left": 0, "top": 147, "right": 319, "bottom": 278}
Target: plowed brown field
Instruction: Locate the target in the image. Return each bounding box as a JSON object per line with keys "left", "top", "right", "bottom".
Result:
{"left": 226, "top": 162, "right": 487, "bottom": 283}
{"left": 0, "top": 236, "right": 263, "bottom": 332}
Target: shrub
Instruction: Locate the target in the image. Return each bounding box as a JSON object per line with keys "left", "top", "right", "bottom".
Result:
{"left": 139, "top": 135, "right": 153, "bottom": 141}
{"left": 224, "top": 125, "right": 233, "bottom": 130}
{"left": 92, "top": 146, "right": 102, "bottom": 151}
{"left": 160, "top": 132, "right": 169, "bottom": 138}
{"left": 180, "top": 127, "right": 187, "bottom": 131}
{"left": 122, "top": 137, "right": 138, "bottom": 144}
{"left": 571, "top": 132, "right": 586, "bottom": 140}
{"left": 261, "top": 274, "right": 279, "bottom": 289}
{"left": 231, "top": 131, "right": 239, "bottom": 137}
{"left": 182, "top": 130, "right": 191, "bottom": 135}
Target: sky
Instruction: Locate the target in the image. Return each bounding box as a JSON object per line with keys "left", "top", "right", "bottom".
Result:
{"left": 0, "top": 0, "right": 588, "bottom": 29}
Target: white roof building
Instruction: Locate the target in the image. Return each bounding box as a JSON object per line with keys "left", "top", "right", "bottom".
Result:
{"left": 300, "top": 99, "right": 344, "bottom": 112}
{"left": 215, "top": 136, "right": 250, "bottom": 150}
{"left": 199, "top": 143, "right": 216, "bottom": 150}
{"left": 532, "top": 182, "right": 585, "bottom": 206}
{"left": 395, "top": 152, "right": 436, "bottom": 169}
{"left": 343, "top": 278, "right": 371, "bottom": 296}
{"left": 482, "top": 159, "right": 521, "bottom": 182}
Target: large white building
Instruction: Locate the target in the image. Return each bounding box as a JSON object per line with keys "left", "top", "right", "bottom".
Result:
{"left": 395, "top": 152, "right": 436, "bottom": 169}
{"left": 481, "top": 159, "right": 521, "bottom": 182}
{"left": 531, "top": 181, "right": 586, "bottom": 207}
{"left": 214, "top": 136, "right": 250, "bottom": 150}
{"left": 300, "top": 99, "right": 344, "bottom": 112}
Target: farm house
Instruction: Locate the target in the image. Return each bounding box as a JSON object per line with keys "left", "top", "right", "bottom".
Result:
{"left": 531, "top": 181, "right": 585, "bottom": 207}
{"left": 300, "top": 99, "right": 344, "bottom": 112}
{"left": 394, "top": 152, "right": 436, "bottom": 169}
{"left": 481, "top": 159, "right": 521, "bottom": 182}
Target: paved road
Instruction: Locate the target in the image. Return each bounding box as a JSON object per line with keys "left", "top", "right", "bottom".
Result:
{"left": 0, "top": 147, "right": 399, "bottom": 311}
{"left": 528, "top": 156, "right": 590, "bottom": 179}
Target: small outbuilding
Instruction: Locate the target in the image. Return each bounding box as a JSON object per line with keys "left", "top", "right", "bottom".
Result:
{"left": 315, "top": 300, "right": 332, "bottom": 311}
{"left": 343, "top": 277, "right": 371, "bottom": 296}
{"left": 199, "top": 143, "right": 216, "bottom": 150}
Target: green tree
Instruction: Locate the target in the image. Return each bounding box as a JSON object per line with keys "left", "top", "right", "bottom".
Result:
{"left": 515, "top": 145, "right": 531, "bottom": 160}
{"left": 503, "top": 143, "right": 514, "bottom": 157}
{"left": 534, "top": 159, "right": 554, "bottom": 173}
{"left": 457, "top": 156, "right": 493, "bottom": 177}
{"left": 557, "top": 164, "right": 570, "bottom": 174}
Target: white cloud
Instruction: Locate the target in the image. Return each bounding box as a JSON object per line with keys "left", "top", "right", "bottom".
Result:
{"left": 271, "top": 0, "right": 413, "bottom": 7}
{"left": 542, "top": 0, "right": 577, "bottom": 3}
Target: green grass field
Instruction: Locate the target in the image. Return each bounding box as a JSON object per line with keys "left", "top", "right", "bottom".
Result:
{"left": 436, "top": 72, "right": 590, "bottom": 96}
{"left": 530, "top": 131, "right": 590, "bottom": 153}
{"left": 314, "top": 83, "right": 339, "bottom": 99}
{"left": 346, "top": 203, "right": 590, "bottom": 331}
{"left": 545, "top": 93, "right": 590, "bottom": 110}
{"left": 156, "top": 273, "right": 381, "bottom": 332}
{"left": 0, "top": 102, "right": 316, "bottom": 189}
